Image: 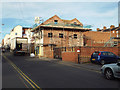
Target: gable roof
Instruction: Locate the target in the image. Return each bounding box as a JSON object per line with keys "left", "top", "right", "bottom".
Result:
{"left": 43, "top": 15, "right": 63, "bottom": 24}
{"left": 31, "top": 15, "right": 91, "bottom": 32}
{"left": 43, "top": 15, "right": 83, "bottom": 26}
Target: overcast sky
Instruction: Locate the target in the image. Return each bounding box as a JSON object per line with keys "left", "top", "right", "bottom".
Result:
{"left": 0, "top": 0, "right": 120, "bottom": 43}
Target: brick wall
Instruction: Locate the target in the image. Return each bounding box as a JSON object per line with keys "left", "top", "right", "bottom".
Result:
{"left": 43, "top": 46, "right": 54, "bottom": 58}
{"left": 62, "top": 52, "right": 76, "bottom": 62}
{"left": 62, "top": 46, "right": 120, "bottom": 63}
{"left": 43, "top": 29, "right": 83, "bottom": 47}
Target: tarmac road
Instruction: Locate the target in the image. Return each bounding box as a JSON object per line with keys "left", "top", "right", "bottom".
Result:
{"left": 2, "top": 51, "right": 120, "bottom": 89}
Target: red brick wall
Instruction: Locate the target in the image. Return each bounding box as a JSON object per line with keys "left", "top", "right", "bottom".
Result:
{"left": 62, "top": 46, "right": 120, "bottom": 63}
{"left": 43, "top": 46, "right": 54, "bottom": 58}
{"left": 43, "top": 29, "right": 83, "bottom": 47}
{"left": 62, "top": 52, "right": 76, "bottom": 62}
{"left": 85, "top": 39, "right": 107, "bottom": 47}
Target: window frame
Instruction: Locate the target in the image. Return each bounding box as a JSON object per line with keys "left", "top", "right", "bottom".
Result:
{"left": 48, "top": 33, "right": 53, "bottom": 38}
{"left": 59, "top": 33, "right": 63, "bottom": 38}
{"left": 15, "top": 33, "right": 17, "bottom": 35}
{"left": 54, "top": 20, "right": 58, "bottom": 24}
{"left": 74, "top": 34, "right": 77, "bottom": 39}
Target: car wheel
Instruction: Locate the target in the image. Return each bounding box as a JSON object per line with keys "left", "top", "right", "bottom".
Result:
{"left": 104, "top": 69, "right": 114, "bottom": 80}
{"left": 100, "top": 60, "right": 105, "bottom": 65}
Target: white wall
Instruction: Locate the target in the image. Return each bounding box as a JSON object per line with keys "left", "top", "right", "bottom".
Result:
{"left": 10, "top": 25, "right": 22, "bottom": 39}
{"left": 9, "top": 25, "right": 22, "bottom": 50}
{"left": 4, "top": 34, "right": 10, "bottom": 47}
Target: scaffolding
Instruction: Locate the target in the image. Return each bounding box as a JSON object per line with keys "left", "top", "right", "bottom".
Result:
{"left": 45, "top": 23, "right": 92, "bottom": 29}
{"left": 104, "top": 37, "right": 119, "bottom": 47}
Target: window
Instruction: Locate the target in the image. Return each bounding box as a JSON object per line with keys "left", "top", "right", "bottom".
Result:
{"left": 93, "top": 52, "right": 99, "bottom": 57}
{"left": 15, "top": 33, "right": 17, "bottom": 35}
{"left": 74, "top": 34, "right": 77, "bottom": 39}
{"left": 59, "top": 33, "right": 63, "bottom": 38}
{"left": 74, "top": 22, "right": 77, "bottom": 24}
{"left": 54, "top": 20, "right": 58, "bottom": 24}
{"left": 48, "top": 33, "right": 53, "bottom": 37}
{"left": 107, "top": 52, "right": 115, "bottom": 56}
{"left": 113, "top": 31, "right": 115, "bottom": 33}
{"left": 102, "top": 53, "right": 107, "bottom": 56}
{"left": 103, "top": 52, "right": 115, "bottom": 56}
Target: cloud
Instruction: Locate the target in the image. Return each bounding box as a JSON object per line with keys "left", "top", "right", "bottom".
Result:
{"left": 2, "top": 2, "right": 118, "bottom": 18}
{"left": 1, "top": 2, "right": 118, "bottom": 39}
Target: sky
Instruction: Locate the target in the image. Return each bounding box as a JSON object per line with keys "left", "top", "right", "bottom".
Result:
{"left": 0, "top": 0, "right": 120, "bottom": 43}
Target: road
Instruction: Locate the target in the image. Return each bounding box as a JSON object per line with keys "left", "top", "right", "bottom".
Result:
{"left": 2, "top": 51, "right": 120, "bottom": 89}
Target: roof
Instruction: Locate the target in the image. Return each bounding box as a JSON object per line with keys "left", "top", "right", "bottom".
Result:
{"left": 62, "top": 18, "right": 83, "bottom": 26}
{"left": 83, "top": 31, "right": 116, "bottom": 43}
{"left": 62, "top": 19, "right": 71, "bottom": 23}
{"left": 23, "top": 27, "right": 32, "bottom": 29}
{"left": 31, "top": 24, "right": 91, "bottom": 32}
{"left": 31, "top": 15, "right": 90, "bottom": 32}
{"left": 100, "top": 26, "right": 120, "bottom": 32}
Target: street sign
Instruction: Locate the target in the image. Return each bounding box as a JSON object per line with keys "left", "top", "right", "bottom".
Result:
{"left": 77, "top": 49, "right": 80, "bottom": 53}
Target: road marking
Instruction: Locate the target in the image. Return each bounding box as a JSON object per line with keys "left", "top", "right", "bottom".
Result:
{"left": 3, "top": 54, "right": 41, "bottom": 89}
{"left": 17, "top": 74, "right": 29, "bottom": 88}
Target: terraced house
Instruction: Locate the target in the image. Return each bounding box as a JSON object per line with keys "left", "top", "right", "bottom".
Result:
{"left": 31, "top": 15, "right": 91, "bottom": 58}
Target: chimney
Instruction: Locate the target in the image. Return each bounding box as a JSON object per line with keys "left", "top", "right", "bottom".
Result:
{"left": 110, "top": 25, "right": 115, "bottom": 29}
{"left": 103, "top": 26, "right": 107, "bottom": 30}
{"left": 97, "top": 28, "right": 100, "bottom": 31}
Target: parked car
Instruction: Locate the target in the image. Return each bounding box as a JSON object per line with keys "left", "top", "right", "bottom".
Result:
{"left": 2, "top": 47, "right": 5, "bottom": 53}
{"left": 101, "top": 62, "right": 120, "bottom": 80}
{"left": 13, "top": 49, "right": 25, "bottom": 56}
{"left": 90, "top": 51, "right": 120, "bottom": 65}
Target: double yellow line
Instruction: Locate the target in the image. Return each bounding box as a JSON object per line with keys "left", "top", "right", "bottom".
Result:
{"left": 3, "top": 55, "right": 41, "bottom": 89}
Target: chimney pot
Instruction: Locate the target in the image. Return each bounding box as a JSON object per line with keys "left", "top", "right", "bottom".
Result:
{"left": 110, "top": 25, "right": 115, "bottom": 29}
{"left": 97, "top": 28, "right": 100, "bottom": 31}
{"left": 103, "top": 26, "right": 107, "bottom": 30}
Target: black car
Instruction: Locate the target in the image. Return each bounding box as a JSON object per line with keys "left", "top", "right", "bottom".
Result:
{"left": 2, "top": 47, "right": 5, "bottom": 53}
{"left": 13, "top": 49, "right": 25, "bottom": 56}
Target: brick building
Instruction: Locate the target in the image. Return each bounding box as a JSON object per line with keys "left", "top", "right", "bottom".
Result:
{"left": 83, "top": 31, "right": 116, "bottom": 47}
{"left": 96, "top": 25, "right": 120, "bottom": 47}
{"left": 61, "top": 25, "right": 120, "bottom": 63}
{"left": 31, "top": 15, "right": 91, "bottom": 58}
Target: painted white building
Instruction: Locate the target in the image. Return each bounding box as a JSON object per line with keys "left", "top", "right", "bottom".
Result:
{"left": 10, "top": 25, "right": 23, "bottom": 40}
{"left": 4, "top": 25, "right": 32, "bottom": 51}
{"left": 4, "top": 34, "right": 10, "bottom": 48}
